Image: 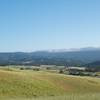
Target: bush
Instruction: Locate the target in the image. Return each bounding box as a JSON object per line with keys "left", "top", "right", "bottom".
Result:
{"left": 33, "top": 68, "right": 40, "bottom": 71}
{"left": 20, "top": 67, "right": 24, "bottom": 70}
{"left": 59, "top": 69, "right": 64, "bottom": 74}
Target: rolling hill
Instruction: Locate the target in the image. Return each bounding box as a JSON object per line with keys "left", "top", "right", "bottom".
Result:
{"left": 0, "top": 68, "right": 100, "bottom": 100}
{"left": 85, "top": 61, "right": 100, "bottom": 71}
{"left": 0, "top": 48, "right": 100, "bottom": 66}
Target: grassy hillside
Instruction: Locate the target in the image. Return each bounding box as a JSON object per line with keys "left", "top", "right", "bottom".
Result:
{"left": 0, "top": 68, "right": 100, "bottom": 100}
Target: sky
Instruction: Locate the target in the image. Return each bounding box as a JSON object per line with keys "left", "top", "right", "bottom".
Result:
{"left": 0, "top": 0, "right": 100, "bottom": 52}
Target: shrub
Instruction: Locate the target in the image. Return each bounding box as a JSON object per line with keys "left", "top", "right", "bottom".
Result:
{"left": 20, "top": 67, "right": 24, "bottom": 70}
{"left": 59, "top": 69, "right": 64, "bottom": 74}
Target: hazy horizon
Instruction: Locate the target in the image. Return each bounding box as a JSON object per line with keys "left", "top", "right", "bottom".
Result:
{"left": 0, "top": 0, "right": 100, "bottom": 52}
{"left": 0, "top": 46, "right": 99, "bottom": 53}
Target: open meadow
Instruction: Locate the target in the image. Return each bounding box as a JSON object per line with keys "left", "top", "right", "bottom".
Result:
{"left": 0, "top": 67, "right": 100, "bottom": 100}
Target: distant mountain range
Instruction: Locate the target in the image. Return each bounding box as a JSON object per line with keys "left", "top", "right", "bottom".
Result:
{"left": 0, "top": 47, "right": 100, "bottom": 66}
{"left": 47, "top": 47, "right": 100, "bottom": 52}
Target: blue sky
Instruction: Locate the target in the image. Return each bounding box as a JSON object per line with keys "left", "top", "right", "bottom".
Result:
{"left": 0, "top": 0, "right": 100, "bottom": 52}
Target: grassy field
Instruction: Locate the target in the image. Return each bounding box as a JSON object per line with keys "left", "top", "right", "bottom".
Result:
{"left": 0, "top": 67, "right": 100, "bottom": 100}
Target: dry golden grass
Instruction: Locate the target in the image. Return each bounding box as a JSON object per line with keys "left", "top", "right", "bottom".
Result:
{"left": 0, "top": 68, "right": 100, "bottom": 100}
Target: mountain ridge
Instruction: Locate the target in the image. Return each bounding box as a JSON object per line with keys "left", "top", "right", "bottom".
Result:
{"left": 0, "top": 48, "right": 100, "bottom": 66}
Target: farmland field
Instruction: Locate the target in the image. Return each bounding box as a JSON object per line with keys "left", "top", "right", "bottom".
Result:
{"left": 0, "top": 67, "right": 100, "bottom": 100}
